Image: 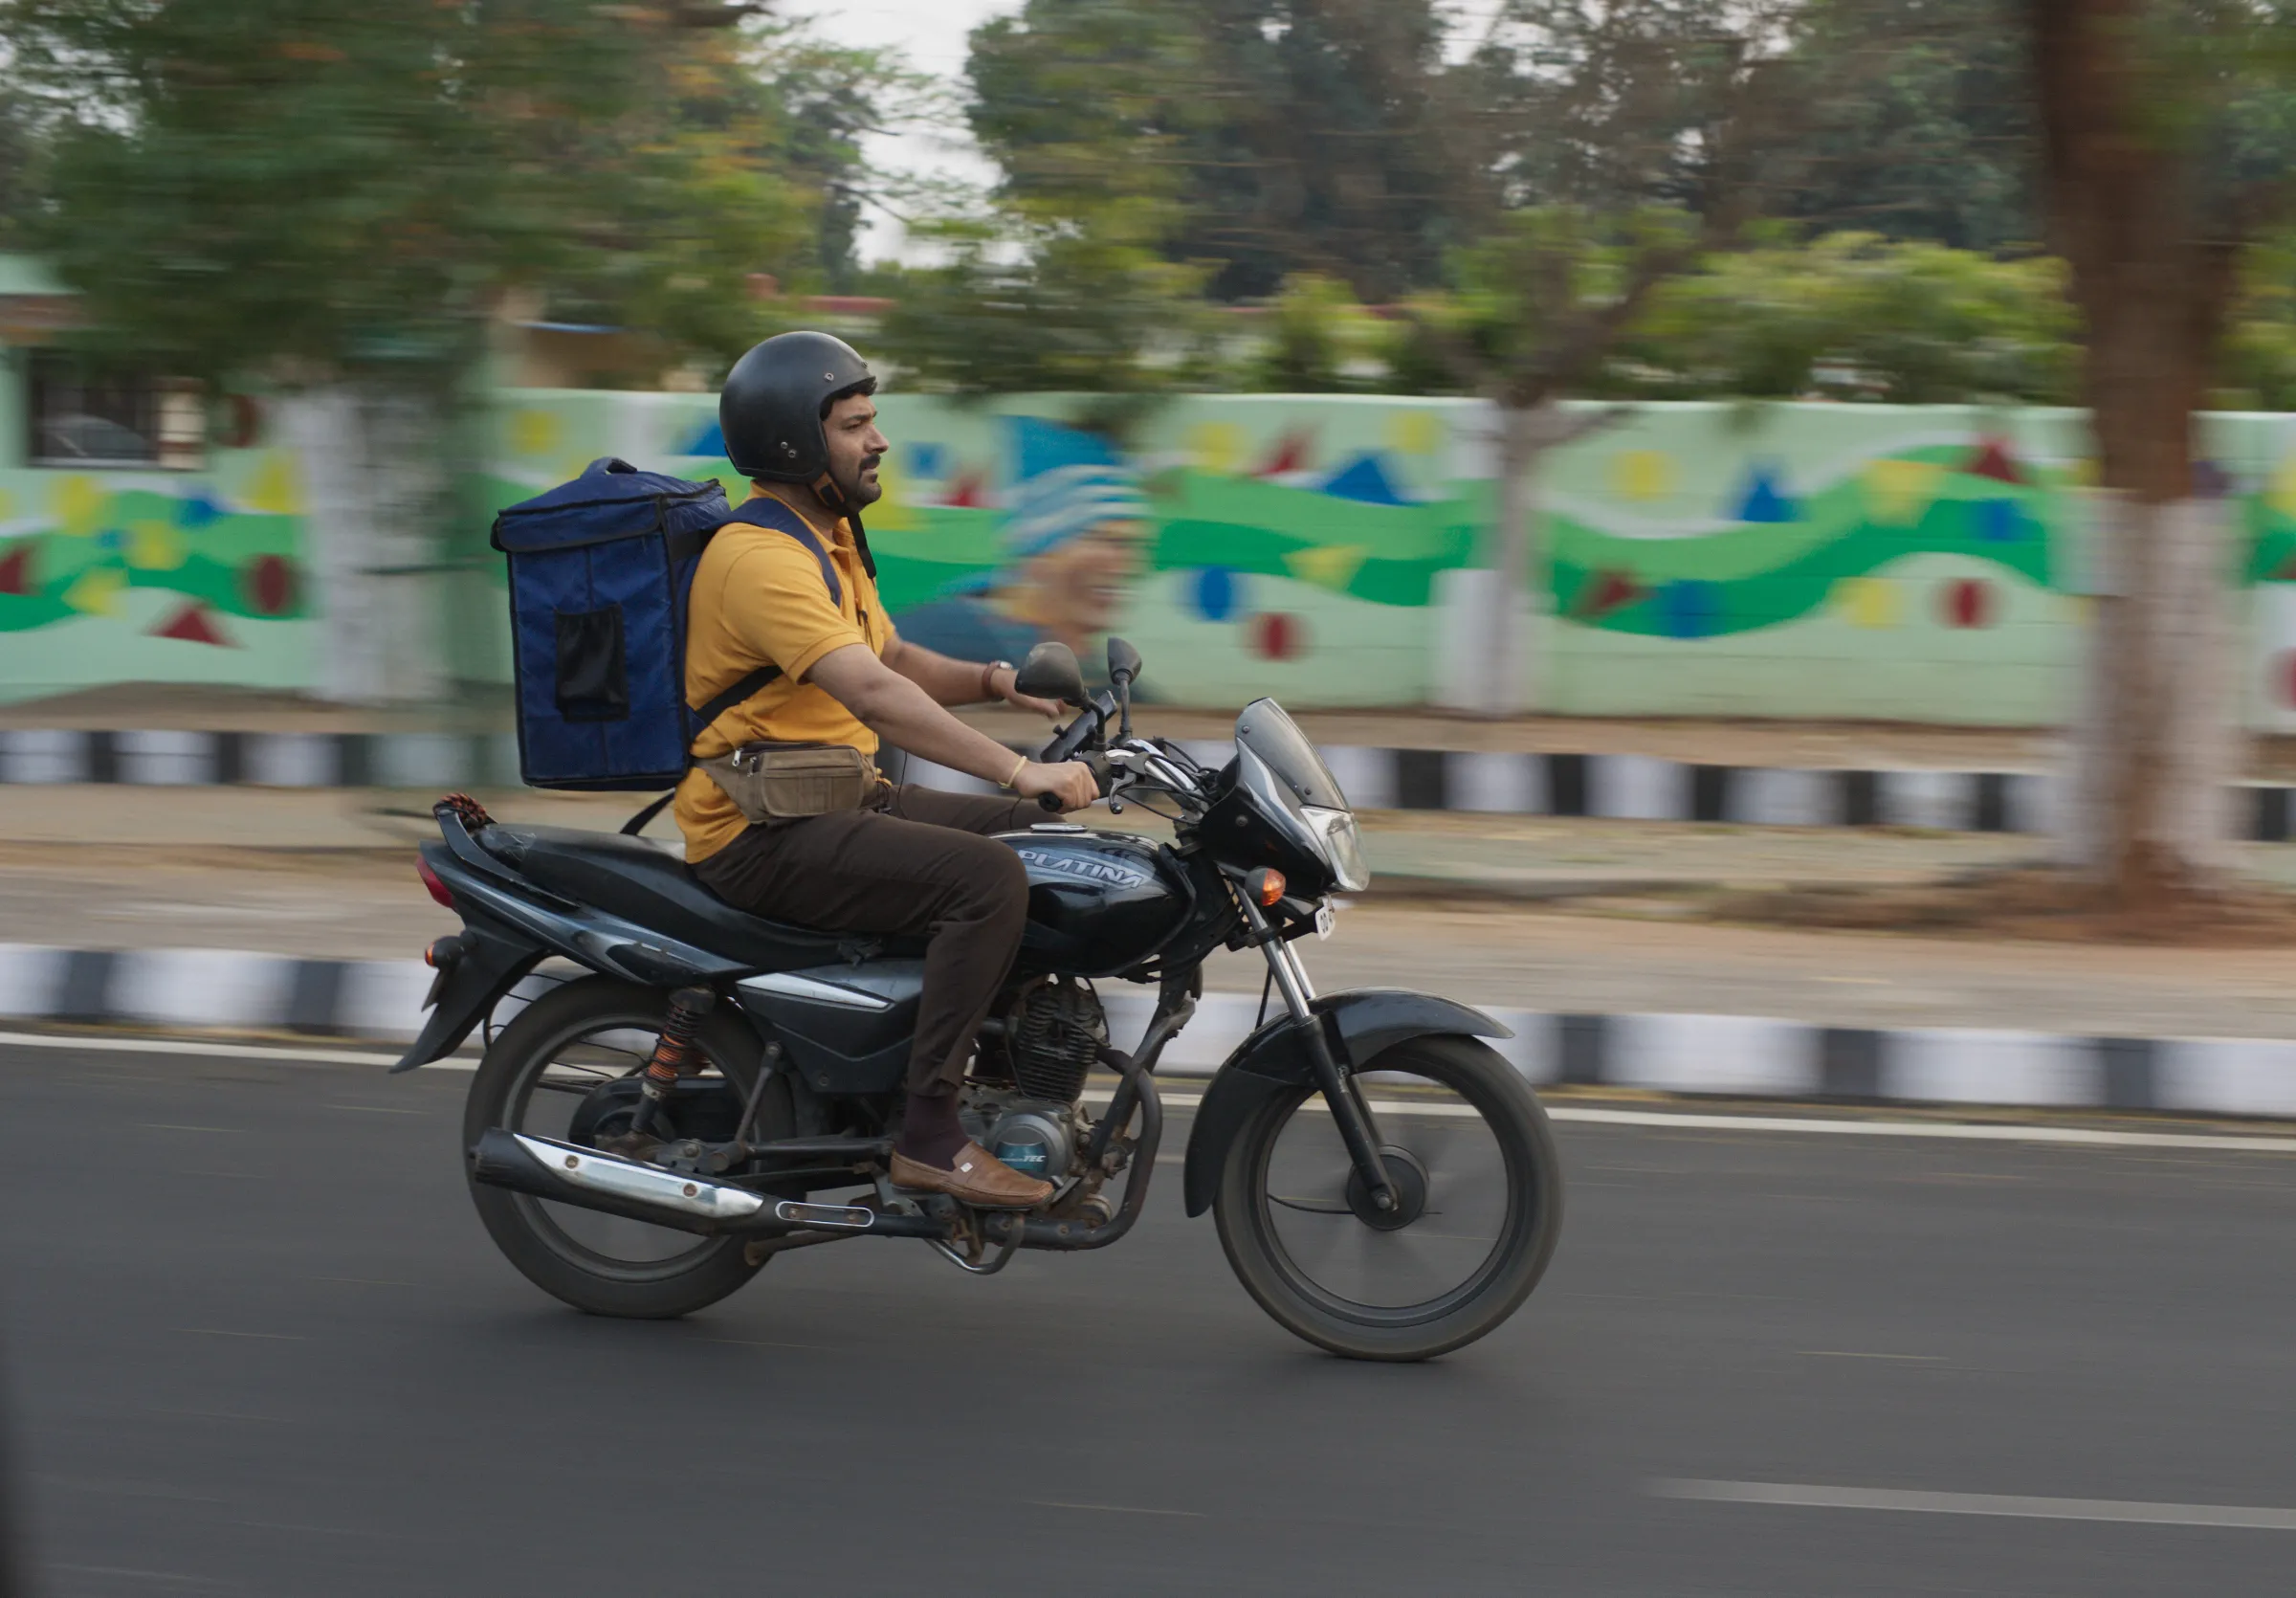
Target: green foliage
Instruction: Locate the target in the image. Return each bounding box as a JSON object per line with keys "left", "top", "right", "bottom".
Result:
{"left": 877, "top": 200, "right": 1220, "bottom": 397}
{"left": 1241, "top": 275, "right": 1384, "bottom": 393}
{"left": 2, "top": 2, "right": 896, "bottom": 391}
{"left": 1777, "top": 0, "right": 2039, "bottom": 252}
{"left": 966, "top": 0, "right": 1467, "bottom": 302}
{"left": 1612, "top": 233, "right": 2078, "bottom": 404}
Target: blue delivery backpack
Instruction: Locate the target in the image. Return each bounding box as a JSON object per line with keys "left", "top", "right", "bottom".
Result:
{"left": 494, "top": 456, "right": 833, "bottom": 795}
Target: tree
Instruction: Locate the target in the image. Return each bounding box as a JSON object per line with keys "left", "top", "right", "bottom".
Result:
{"left": 1782, "top": 0, "right": 2041, "bottom": 251}
{"left": 1400, "top": 0, "right": 1804, "bottom": 715}
{"left": 2030, "top": 0, "right": 2296, "bottom": 902}
{"left": 876, "top": 199, "right": 1220, "bottom": 402}
{"left": 966, "top": 0, "right": 1470, "bottom": 301}
{"left": 2, "top": 0, "right": 889, "bottom": 699}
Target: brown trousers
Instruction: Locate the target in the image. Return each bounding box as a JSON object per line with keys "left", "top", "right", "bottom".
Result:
{"left": 690, "top": 785, "right": 1038, "bottom": 1096}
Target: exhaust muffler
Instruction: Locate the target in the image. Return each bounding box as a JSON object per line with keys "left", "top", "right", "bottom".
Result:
{"left": 469, "top": 1129, "right": 946, "bottom": 1239}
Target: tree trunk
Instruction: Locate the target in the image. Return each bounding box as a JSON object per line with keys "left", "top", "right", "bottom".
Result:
{"left": 2060, "top": 493, "right": 2241, "bottom": 892}
{"left": 2034, "top": 0, "right": 2245, "bottom": 903}
{"left": 278, "top": 385, "right": 447, "bottom": 706}
{"left": 1468, "top": 402, "right": 1552, "bottom": 719}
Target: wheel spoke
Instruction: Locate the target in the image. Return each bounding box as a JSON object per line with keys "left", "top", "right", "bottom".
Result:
{"left": 1259, "top": 1069, "right": 1515, "bottom": 1314}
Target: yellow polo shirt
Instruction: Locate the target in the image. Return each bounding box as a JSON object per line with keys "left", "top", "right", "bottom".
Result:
{"left": 674, "top": 482, "right": 894, "bottom": 863}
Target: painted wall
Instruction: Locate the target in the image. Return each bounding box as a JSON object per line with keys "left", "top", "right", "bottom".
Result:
{"left": 13, "top": 383, "right": 2296, "bottom": 726}
{"left": 0, "top": 425, "right": 312, "bottom": 705}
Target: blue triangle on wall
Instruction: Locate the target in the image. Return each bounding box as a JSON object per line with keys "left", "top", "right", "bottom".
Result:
{"left": 1320, "top": 453, "right": 1408, "bottom": 505}
{"left": 1733, "top": 464, "right": 1799, "bottom": 522}
{"left": 679, "top": 419, "right": 727, "bottom": 457}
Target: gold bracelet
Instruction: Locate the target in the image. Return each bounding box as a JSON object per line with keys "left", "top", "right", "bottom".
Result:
{"left": 1003, "top": 754, "right": 1027, "bottom": 790}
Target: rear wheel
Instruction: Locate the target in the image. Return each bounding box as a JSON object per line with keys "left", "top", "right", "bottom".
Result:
{"left": 1213, "top": 1036, "right": 1563, "bottom": 1361}
{"left": 462, "top": 977, "right": 789, "bottom": 1319}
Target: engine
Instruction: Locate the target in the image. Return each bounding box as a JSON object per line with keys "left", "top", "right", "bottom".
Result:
{"left": 962, "top": 977, "right": 1107, "bottom": 1184}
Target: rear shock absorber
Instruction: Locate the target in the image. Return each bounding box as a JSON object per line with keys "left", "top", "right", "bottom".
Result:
{"left": 629, "top": 987, "right": 716, "bottom": 1139}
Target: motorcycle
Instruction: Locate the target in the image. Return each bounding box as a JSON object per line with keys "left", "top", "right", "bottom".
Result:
{"left": 398, "top": 638, "right": 1563, "bottom": 1360}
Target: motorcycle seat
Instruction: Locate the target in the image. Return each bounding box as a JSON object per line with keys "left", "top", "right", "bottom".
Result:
{"left": 477, "top": 823, "right": 922, "bottom": 971}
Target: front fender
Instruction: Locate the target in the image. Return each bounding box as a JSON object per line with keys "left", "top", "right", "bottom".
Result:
{"left": 1181, "top": 989, "right": 1509, "bottom": 1217}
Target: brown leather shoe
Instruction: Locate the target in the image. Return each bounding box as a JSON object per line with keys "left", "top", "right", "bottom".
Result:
{"left": 889, "top": 1142, "right": 1054, "bottom": 1209}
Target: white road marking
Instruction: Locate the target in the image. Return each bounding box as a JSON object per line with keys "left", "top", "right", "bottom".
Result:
{"left": 11, "top": 1031, "right": 2296, "bottom": 1155}
{"left": 1550, "top": 1105, "right": 2296, "bottom": 1154}
{"left": 1650, "top": 1478, "right": 2296, "bottom": 1532}
{"left": 0, "top": 1029, "right": 469, "bottom": 1070}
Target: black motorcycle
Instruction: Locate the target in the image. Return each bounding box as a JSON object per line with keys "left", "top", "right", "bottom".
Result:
{"left": 400, "top": 639, "right": 1562, "bottom": 1360}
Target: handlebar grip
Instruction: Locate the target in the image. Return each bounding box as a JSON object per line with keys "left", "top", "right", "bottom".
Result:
{"left": 1037, "top": 790, "right": 1064, "bottom": 811}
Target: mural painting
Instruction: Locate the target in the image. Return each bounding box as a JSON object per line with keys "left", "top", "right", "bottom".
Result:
{"left": 0, "top": 443, "right": 312, "bottom": 703}
{"left": 13, "top": 380, "right": 2296, "bottom": 730}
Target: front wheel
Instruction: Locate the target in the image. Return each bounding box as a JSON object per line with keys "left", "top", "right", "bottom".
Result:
{"left": 1213, "top": 1035, "right": 1563, "bottom": 1361}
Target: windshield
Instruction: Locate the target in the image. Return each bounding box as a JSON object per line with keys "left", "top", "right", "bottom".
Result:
{"left": 1233, "top": 699, "right": 1348, "bottom": 810}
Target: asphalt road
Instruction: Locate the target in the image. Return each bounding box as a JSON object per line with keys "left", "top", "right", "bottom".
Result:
{"left": 5, "top": 1038, "right": 2296, "bottom": 1597}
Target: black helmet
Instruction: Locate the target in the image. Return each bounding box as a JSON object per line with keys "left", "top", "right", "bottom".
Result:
{"left": 719, "top": 331, "right": 876, "bottom": 483}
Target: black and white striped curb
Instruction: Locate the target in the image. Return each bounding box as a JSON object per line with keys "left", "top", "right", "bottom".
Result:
{"left": 7, "top": 943, "right": 2295, "bottom": 1119}
{"left": 16, "top": 728, "right": 2294, "bottom": 839}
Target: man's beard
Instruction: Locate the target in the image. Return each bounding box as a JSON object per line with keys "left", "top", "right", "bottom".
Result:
{"left": 837, "top": 455, "right": 884, "bottom": 508}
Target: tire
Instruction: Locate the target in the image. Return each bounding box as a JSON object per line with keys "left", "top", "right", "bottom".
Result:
{"left": 462, "top": 977, "right": 784, "bottom": 1320}
{"left": 1213, "top": 1035, "right": 1563, "bottom": 1362}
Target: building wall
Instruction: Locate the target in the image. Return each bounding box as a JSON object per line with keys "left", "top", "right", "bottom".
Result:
{"left": 9, "top": 382, "right": 2296, "bottom": 726}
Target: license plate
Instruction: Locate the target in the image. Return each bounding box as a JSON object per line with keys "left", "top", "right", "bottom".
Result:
{"left": 1314, "top": 901, "right": 1336, "bottom": 939}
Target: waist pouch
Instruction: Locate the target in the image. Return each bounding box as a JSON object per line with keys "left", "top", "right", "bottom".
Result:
{"left": 698, "top": 742, "right": 881, "bottom": 823}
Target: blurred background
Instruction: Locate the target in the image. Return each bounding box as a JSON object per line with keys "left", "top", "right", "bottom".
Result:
{"left": 5, "top": 2, "right": 2296, "bottom": 1595}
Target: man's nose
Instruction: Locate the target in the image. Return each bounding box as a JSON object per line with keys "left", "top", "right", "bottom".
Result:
{"left": 866, "top": 427, "right": 890, "bottom": 455}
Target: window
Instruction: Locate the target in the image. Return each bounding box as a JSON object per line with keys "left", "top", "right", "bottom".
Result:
{"left": 26, "top": 349, "right": 205, "bottom": 470}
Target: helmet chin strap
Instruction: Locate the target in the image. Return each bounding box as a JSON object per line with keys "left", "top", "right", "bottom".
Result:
{"left": 810, "top": 472, "right": 877, "bottom": 579}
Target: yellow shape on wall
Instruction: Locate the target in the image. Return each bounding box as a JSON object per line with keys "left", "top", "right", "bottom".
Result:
{"left": 866, "top": 453, "right": 916, "bottom": 531}
{"left": 2270, "top": 456, "right": 2296, "bottom": 518}
{"left": 245, "top": 455, "right": 303, "bottom": 515}
{"left": 129, "top": 520, "right": 188, "bottom": 571}
{"left": 1864, "top": 458, "right": 1942, "bottom": 524}
{"left": 53, "top": 476, "right": 106, "bottom": 537}
{"left": 1189, "top": 422, "right": 1244, "bottom": 476}
{"left": 511, "top": 409, "right": 562, "bottom": 458}
{"left": 1387, "top": 411, "right": 1441, "bottom": 458}
{"left": 0, "top": 488, "right": 15, "bottom": 522}
{"left": 1833, "top": 575, "right": 1900, "bottom": 629}
{"left": 1283, "top": 544, "right": 1368, "bottom": 592}
{"left": 64, "top": 566, "right": 125, "bottom": 616}
{"left": 1610, "top": 449, "right": 1673, "bottom": 502}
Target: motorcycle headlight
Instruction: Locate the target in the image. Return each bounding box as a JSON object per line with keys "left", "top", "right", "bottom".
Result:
{"left": 1301, "top": 805, "right": 1369, "bottom": 893}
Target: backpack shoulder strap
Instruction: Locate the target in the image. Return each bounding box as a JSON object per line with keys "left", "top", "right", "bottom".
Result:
{"left": 718, "top": 497, "right": 844, "bottom": 609}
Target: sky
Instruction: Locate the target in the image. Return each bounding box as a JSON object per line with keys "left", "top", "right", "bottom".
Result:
{"left": 786, "top": 0, "right": 1022, "bottom": 262}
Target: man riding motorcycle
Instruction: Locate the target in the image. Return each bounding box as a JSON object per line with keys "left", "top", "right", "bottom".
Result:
{"left": 676, "top": 332, "right": 1098, "bottom": 1210}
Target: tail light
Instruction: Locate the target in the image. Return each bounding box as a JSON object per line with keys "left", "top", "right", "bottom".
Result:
{"left": 416, "top": 857, "right": 455, "bottom": 909}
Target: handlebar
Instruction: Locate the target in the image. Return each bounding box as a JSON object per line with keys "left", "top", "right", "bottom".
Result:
{"left": 1035, "top": 750, "right": 1114, "bottom": 810}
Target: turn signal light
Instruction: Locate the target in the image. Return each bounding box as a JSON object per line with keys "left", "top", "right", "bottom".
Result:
{"left": 1246, "top": 867, "right": 1287, "bottom": 906}
{"left": 417, "top": 857, "right": 455, "bottom": 909}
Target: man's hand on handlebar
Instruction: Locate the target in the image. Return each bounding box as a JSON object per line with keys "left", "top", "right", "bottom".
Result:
{"left": 1014, "top": 760, "right": 1098, "bottom": 812}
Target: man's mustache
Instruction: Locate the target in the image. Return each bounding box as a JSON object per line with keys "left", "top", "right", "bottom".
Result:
{"left": 859, "top": 455, "right": 882, "bottom": 473}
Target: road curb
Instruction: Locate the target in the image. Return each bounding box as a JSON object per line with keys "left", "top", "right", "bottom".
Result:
{"left": 7, "top": 943, "right": 2295, "bottom": 1120}
{"left": 9, "top": 727, "right": 2296, "bottom": 839}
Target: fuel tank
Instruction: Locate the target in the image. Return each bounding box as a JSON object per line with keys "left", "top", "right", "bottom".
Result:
{"left": 1002, "top": 824, "right": 1191, "bottom": 977}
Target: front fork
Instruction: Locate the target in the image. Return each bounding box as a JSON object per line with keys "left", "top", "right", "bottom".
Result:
{"left": 1238, "top": 898, "right": 1399, "bottom": 1213}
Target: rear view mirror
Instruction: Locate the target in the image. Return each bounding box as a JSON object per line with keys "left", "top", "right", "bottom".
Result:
{"left": 1106, "top": 636, "right": 1142, "bottom": 685}
{"left": 1014, "top": 641, "right": 1088, "bottom": 706}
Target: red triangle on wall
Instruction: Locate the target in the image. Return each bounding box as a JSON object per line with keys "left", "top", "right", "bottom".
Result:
{"left": 1966, "top": 438, "right": 2025, "bottom": 485}
{"left": 1255, "top": 430, "right": 1314, "bottom": 477}
{"left": 150, "top": 600, "right": 235, "bottom": 646}
{"left": 0, "top": 546, "right": 30, "bottom": 597}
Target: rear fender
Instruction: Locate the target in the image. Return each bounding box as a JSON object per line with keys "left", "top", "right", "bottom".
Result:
{"left": 390, "top": 921, "right": 545, "bottom": 1073}
{"left": 1181, "top": 989, "right": 1510, "bottom": 1217}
